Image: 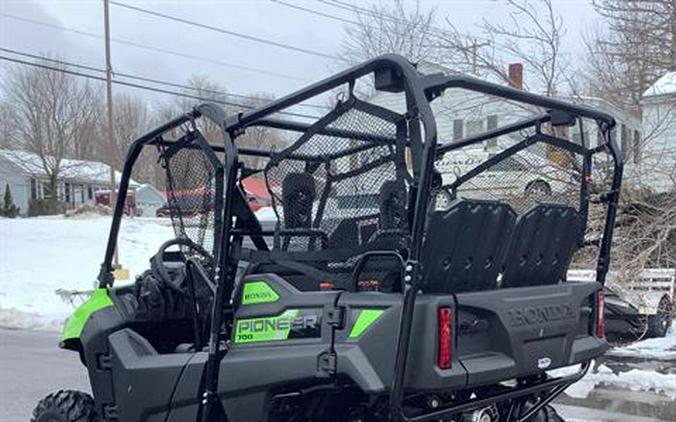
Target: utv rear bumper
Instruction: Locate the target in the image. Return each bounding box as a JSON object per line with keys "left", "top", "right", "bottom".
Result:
{"left": 334, "top": 281, "right": 606, "bottom": 394}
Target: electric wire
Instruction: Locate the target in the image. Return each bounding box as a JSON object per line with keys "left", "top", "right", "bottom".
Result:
{"left": 0, "top": 12, "right": 306, "bottom": 82}
{"left": 0, "top": 55, "right": 318, "bottom": 120}
{"left": 108, "top": 1, "right": 339, "bottom": 60}
{"left": 0, "top": 47, "right": 329, "bottom": 111}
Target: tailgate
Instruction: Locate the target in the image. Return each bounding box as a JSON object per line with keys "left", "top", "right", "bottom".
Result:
{"left": 453, "top": 281, "right": 606, "bottom": 387}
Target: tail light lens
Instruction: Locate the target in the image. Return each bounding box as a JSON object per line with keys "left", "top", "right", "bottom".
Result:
{"left": 595, "top": 291, "right": 605, "bottom": 338}
{"left": 438, "top": 307, "right": 452, "bottom": 369}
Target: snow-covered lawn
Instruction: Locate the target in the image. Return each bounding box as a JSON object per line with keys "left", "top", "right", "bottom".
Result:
{"left": 0, "top": 215, "right": 174, "bottom": 328}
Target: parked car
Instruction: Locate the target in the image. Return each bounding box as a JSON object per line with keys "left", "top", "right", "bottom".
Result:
{"left": 94, "top": 190, "right": 139, "bottom": 216}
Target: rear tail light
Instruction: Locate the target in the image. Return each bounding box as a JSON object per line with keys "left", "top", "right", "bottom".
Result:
{"left": 438, "top": 307, "right": 452, "bottom": 369}
{"left": 595, "top": 291, "right": 605, "bottom": 338}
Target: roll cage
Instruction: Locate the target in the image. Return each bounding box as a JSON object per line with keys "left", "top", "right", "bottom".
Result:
{"left": 99, "top": 54, "right": 622, "bottom": 422}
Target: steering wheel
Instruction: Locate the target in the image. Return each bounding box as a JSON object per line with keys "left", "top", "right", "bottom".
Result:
{"left": 150, "top": 238, "right": 214, "bottom": 293}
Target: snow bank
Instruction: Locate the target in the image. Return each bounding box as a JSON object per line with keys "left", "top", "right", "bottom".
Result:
{"left": 558, "top": 363, "right": 676, "bottom": 400}
{"left": 0, "top": 216, "right": 174, "bottom": 330}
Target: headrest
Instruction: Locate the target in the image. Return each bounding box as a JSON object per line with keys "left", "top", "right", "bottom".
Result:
{"left": 282, "top": 173, "right": 315, "bottom": 229}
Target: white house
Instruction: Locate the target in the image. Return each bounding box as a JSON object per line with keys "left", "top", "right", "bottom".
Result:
{"left": 0, "top": 149, "right": 141, "bottom": 216}
{"left": 636, "top": 72, "right": 676, "bottom": 193}
{"left": 367, "top": 62, "right": 640, "bottom": 197}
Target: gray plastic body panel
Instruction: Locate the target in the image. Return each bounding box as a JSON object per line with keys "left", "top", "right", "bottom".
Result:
{"left": 79, "top": 275, "right": 606, "bottom": 422}
{"left": 333, "top": 281, "right": 606, "bottom": 393}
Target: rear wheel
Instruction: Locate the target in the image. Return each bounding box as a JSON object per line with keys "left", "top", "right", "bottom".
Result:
{"left": 523, "top": 404, "right": 565, "bottom": 422}
{"left": 648, "top": 298, "right": 672, "bottom": 338}
{"left": 31, "top": 390, "right": 97, "bottom": 422}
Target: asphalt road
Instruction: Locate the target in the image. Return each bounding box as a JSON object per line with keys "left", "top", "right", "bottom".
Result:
{"left": 0, "top": 328, "right": 89, "bottom": 422}
{"left": 0, "top": 328, "right": 671, "bottom": 422}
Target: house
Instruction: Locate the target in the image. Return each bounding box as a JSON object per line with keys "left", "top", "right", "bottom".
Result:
{"left": 367, "top": 61, "right": 641, "bottom": 196}
{"left": 636, "top": 72, "right": 676, "bottom": 193}
{"left": 0, "top": 149, "right": 140, "bottom": 216}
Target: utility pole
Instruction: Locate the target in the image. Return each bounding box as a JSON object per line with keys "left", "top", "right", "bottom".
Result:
{"left": 470, "top": 38, "right": 490, "bottom": 75}
{"left": 103, "top": 0, "right": 120, "bottom": 269}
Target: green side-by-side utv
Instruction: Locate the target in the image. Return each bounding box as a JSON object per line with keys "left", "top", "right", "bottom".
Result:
{"left": 31, "top": 54, "right": 623, "bottom": 422}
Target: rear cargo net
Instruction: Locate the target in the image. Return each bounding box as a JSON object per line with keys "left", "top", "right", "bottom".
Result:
{"left": 261, "top": 97, "right": 410, "bottom": 285}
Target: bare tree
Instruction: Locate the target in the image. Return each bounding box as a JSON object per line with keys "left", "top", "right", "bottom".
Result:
{"left": 438, "top": 0, "right": 569, "bottom": 95}
{"left": 0, "top": 99, "right": 15, "bottom": 149}
{"left": 110, "top": 93, "right": 150, "bottom": 166}
{"left": 339, "top": 0, "right": 438, "bottom": 65}
{"left": 1, "top": 60, "right": 101, "bottom": 199}
{"left": 584, "top": 0, "right": 676, "bottom": 108}
{"left": 235, "top": 93, "right": 288, "bottom": 170}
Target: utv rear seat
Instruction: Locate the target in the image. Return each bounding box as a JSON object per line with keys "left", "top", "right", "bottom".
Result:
{"left": 422, "top": 199, "right": 517, "bottom": 293}
{"left": 501, "top": 203, "right": 581, "bottom": 288}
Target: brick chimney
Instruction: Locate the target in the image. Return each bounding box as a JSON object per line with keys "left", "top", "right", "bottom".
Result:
{"left": 508, "top": 63, "right": 523, "bottom": 89}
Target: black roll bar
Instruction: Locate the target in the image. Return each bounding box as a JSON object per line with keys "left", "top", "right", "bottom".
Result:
{"left": 98, "top": 111, "right": 197, "bottom": 286}
{"left": 421, "top": 72, "right": 616, "bottom": 128}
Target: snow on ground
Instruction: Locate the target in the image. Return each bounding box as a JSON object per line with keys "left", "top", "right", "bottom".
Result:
{"left": 0, "top": 215, "right": 174, "bottom": 329}
{"left": 565, "top": 363, "right": 676, "bottom": 400}
{"left": 606, "top": 323, "right": 676, "bottom": 361}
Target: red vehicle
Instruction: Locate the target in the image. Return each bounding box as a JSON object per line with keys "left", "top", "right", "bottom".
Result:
{"left": 242, "top": 178, "right": 271, "bottom": 212}
{"left": 156, "top": 179, "right": 270, "bottom": 217}
{"left": 95, "top": 190, "right": 137, "bottom": 216}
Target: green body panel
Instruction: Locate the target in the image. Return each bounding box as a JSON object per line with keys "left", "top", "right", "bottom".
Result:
{"left": 241, "top": 280, "right": 280, "bottom": 305}
{"left": 349, "top": 309, "right": 385, "bottom": 338}
{"left": 233, "top": 310, "right": 300, "bottom": 343}
{"left": 61, "top": 288, "right": 113, "bottom": 341}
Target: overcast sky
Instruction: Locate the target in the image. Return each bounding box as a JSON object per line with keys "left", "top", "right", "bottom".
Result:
{"left": 1, "top": 0, "right": 600, "bottom": 112}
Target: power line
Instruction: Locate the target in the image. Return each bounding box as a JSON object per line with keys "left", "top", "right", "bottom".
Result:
{"left": 109, "top": 0, "right": 339, "bottom": 60}
{"left": 0, "top": 55, "right": 318, "bottom": 120}
{"left": 312, "top": 0, "right": 499, "bottom": 48}
{"left": 305, "top": 0, "right": 517, "bottom": 72}
{"left": 0, "top": 12, "right": 306, "bottom": 82}
{"left": 0, "top": 47, "right": 329, "bottom": 110}
{"left": 269, "top": 0, "right": 359, "bottom": 26}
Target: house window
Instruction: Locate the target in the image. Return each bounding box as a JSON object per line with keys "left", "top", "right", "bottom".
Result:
{"left": 65, "top": 183, "right": 71, "bottom": 203}
{"left": 88, "top": 186, "right": 93, "bottom": 200}
{"left": 453, "top": 119, "right": 464, "bottom": 141}
{"left": 633, "top": 130, "right": 641, "bottom": 164}
{"left": 42, "top": 182, "right": 52, "bottom": 199}
{"left": 621, "top": 124, "right": 629, "bottom": 160}
{"left": 466, "top": 119, "right": 484, "bottom": 137}
{"left": 30, "top": 178, "right": 37, "bottom": 200}
{"left": 486, "top": 115, "right": 498, "bottom": 148}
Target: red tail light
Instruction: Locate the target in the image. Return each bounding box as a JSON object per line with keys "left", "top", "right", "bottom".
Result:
{"left": 438, "top": 307, "right": 452, "bottom": 369}
{"left": 596, "top": 291, "right": 605, "bottom": 338}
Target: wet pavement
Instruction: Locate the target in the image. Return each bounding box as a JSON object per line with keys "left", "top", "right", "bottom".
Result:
{"left": 554, "top": 351, "right": 676, "bottom": 422}
{"left": 1, "top": 328, "right": 674, "bottom": 422}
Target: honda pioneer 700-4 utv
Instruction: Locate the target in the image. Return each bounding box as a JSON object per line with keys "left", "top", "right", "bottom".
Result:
{"left": 32, "top": 54, "right": 623, "bottom": 422}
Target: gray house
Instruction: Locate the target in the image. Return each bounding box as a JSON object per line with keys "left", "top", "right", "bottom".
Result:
{"left": 367, "top": 62, "right": 641, "bottom": 197}
{"left": 0, "top": 149, "right": 140, "bottom": 216}
{"left": 635, "top": 72, "right": 676, "bottom": 193}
